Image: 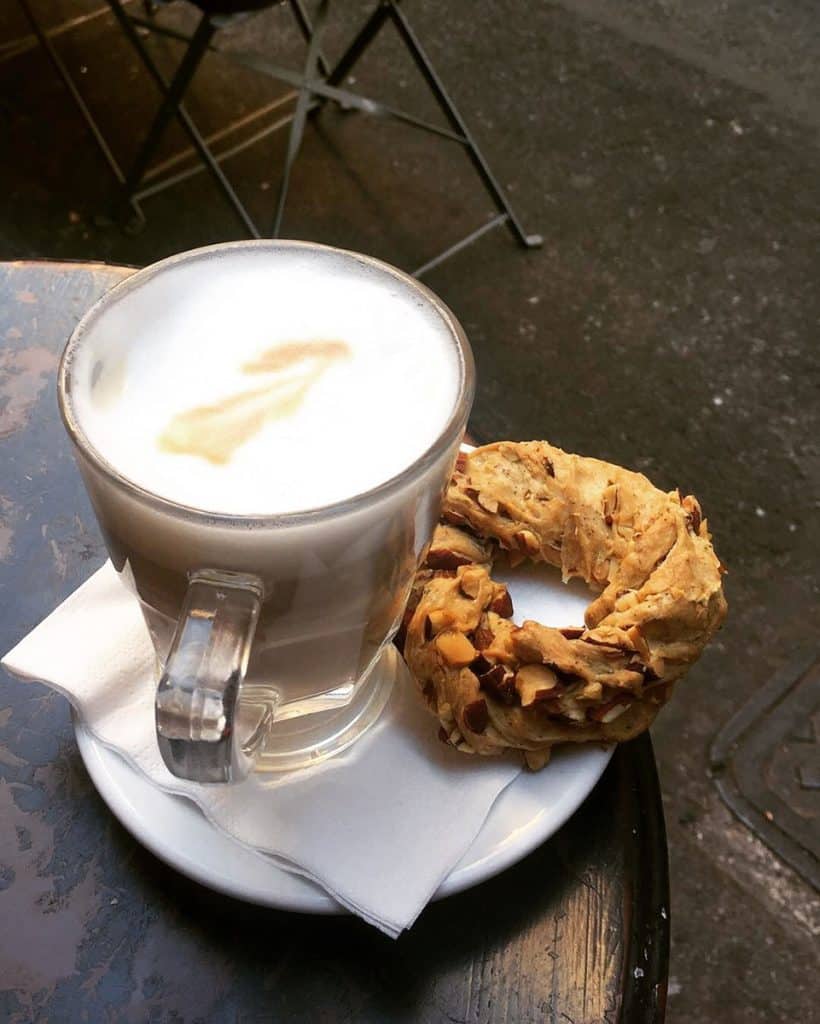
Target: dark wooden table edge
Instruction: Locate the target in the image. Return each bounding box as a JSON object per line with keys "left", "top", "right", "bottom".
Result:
{"left": 617, "top": 733, "right": 670, "bottom": 1022}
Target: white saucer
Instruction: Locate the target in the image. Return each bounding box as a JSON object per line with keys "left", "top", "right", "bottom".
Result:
{"left": 73, "top": 563, "right": 613, "bottom": 913}
{"left": 75, "top": 717, "right": 611, "bottom": 912}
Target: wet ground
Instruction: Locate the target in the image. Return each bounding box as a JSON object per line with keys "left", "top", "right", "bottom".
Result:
{"left": 1, "top": 1, "right": 818, "bottom": 1020}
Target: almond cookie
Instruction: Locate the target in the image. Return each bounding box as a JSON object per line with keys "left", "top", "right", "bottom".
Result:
{"left": 399, "top": 441, "right": 727, "bottom": 769}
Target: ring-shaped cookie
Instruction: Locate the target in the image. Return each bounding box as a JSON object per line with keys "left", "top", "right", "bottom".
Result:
{"left": 399, "top": 441, "right": 727, "bottom": 769}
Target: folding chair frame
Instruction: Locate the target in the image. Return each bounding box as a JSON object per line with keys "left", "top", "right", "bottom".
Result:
{"left": 16, "top": 0, "right": 542, "bottom": 276}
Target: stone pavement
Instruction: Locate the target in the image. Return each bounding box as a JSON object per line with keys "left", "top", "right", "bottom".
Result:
{"left": 1, "top": 1, "right": 818, "bottom": 1020}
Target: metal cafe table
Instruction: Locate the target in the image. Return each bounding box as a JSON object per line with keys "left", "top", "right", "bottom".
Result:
{"left": 0, "top": 261, "right": 669, "bottom": 1022}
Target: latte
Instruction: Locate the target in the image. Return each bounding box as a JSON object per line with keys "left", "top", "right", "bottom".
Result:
{"left": 69, "top": 245, "right": 462, "bottom": 515}
{"left": 60, "top": 243, "right": 473, "bottom": 775}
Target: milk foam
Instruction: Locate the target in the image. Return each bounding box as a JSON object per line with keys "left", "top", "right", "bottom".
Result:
{"left": 70, "top": 246, "right": 463, "bottom": 515}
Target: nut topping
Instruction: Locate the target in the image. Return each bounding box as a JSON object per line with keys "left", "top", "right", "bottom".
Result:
{"left": 462, "top": 699, "right": 489, "bottom": 733}
{"left": 513, "top": 529, "right": 540, "bottom": 556}
{"left": 579, "top": 681, "right": 603, "bottom": 701}
{"left": 473, "top": 621, "right": 495, "bottom": 649}
{"left": 458, "top": 566, "right": 485, "bottom": 598}
{"left": 515, "top": 663, "right": 560, "bottom": 706}
{"left": 489, "top": 588, "right": 514, "bottom": 617}
{"left": 478, "top": 664, "right": 518, "bottom": 705}
{"left": 403, "top": 438, "right": 726, "bottom": 771}
{"left": 426, "top": 609, "right": 454, "bottom": 636}
{"left": 434, "top": 631, "right": 478, "bottom": 666}
{"left": 477, "top": 492, "right": 499, "bottom": 514}
{"left": 427, "top": 548, "right": 473, "bottom": 571}
{"left": 525, "top": 748, "right": 551, "bottom": 770}
{"left": 682, "top": 494, "right": 702, "bottom": 533}
{"left": 588, "top": 699, "right": 631, "bottom": 723}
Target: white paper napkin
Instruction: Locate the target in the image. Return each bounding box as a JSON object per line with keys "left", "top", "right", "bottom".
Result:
{"left": 2, "top": 563, "right": 522, "bottom": 937}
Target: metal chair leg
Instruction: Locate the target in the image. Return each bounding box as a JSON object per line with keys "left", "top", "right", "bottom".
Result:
{"left": 106, "top": 0, "right": 260, "bottom": 237}
{"left": 16, "top": 0, "right": 125, "bottom": 186}
{"left": 325, "top": 0, "right": 391, "bottom": 87}
{"left": 271, "top": 0, "right": 330, "bottom": 236}
{"left": 386, "top": 1, "right": 542, "bottom": 250}
{"left": 117, "top": 12, "right": 215, "bottom": 228}
{"left": 83, "top": 0, "right": 538, "bottom": 266}
{"left": 287, "top": 0, "right": 330, "bottom": 79}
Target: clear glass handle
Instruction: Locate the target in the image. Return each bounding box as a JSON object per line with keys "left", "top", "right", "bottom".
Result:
{"left": 155, "top": 570, "right": 264, "bottom": 783}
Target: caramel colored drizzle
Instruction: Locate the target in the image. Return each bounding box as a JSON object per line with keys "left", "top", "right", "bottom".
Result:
{"left": 158, "top": 340, "right": 350, "bottom": 464}
{"left": 242, "top": 340, "right": 349, "bottom": 374}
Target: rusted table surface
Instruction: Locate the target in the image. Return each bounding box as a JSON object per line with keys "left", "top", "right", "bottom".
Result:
{"left": 0, "top": 261, "right": 669, "bottom": 1023}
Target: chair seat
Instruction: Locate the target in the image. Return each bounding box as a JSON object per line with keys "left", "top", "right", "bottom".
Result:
{"left": 190, "top": 0, "right": 282, "bottom": 15}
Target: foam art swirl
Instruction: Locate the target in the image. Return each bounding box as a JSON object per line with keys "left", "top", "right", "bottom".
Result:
{"left": 157, "top": 341, "right": 350, "bottom": 465}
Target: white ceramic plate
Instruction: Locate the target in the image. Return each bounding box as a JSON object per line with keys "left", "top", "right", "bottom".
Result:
{"left": 74, "top": 563, "right": 613, "bottom": 913}
{"left": 75, "top": 721, "right": 610, "bottom": 912}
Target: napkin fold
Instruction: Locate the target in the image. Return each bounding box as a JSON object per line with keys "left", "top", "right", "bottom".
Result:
{"left": 2, "top": 563, "right": 521, "bottom": 937}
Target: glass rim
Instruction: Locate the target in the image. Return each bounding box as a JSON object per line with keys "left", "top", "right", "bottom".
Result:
{"left": 57, "top": 239, "right": 475, "bottom": 527}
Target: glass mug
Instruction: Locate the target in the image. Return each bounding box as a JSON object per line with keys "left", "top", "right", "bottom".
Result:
{"left": 58, "top": 241, "right": 474, "bottom": 783}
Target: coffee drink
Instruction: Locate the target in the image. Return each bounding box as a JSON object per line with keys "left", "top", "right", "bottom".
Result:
{"left": 60, "top": 242, "right": 473, "bottom": 776}
{"left": 68, "top": 245, "right": 462, "bottom": 515}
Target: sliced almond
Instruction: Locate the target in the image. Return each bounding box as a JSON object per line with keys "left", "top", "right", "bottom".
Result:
{"left": 478, "top": 664, "right": 518, "bottom": 705}
{"left": 682, "top": 494, "right": 702, "bottom": 533}
{"left": 588, "top": 699, "right": 631, "bottom": 723}
{"left": 458, "top": 566, "right": 485, "bottom": 599}
{"left": 514, "top": 529, "right": 540, "bottom": 556}
{"left": 473, "top": 620, "right": 495, "bottom": 650}
{"left": 426, "top": 548, "right": 473, "bottom": 570}
{"left": 426, "top": 524, "right": 492, "bottom": 569}
{"left": 489, "top": 588, "right": 514, "bottom": 618}
{"left": 626, "top": 625, "right": 650, "bottom": 660}
{"left": 426, "top": 608, "right": 454, "bottom": 636}
{"left": 442, "top": 508, "right": 468, "bottom": 527}
{"left": 579, "top": 681, "right": 603, "bottom": 702}
{"left": 515, "top": 664, "right": 560, "bottom": 706}
{"left": 524, "top": 748, "right": 551, "bottom": 770}
{"left": 462, "top": 699, "right": 489, "bottom": 733}
{"left": 435, "top": 631, "right": 478, "bottom": 667}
